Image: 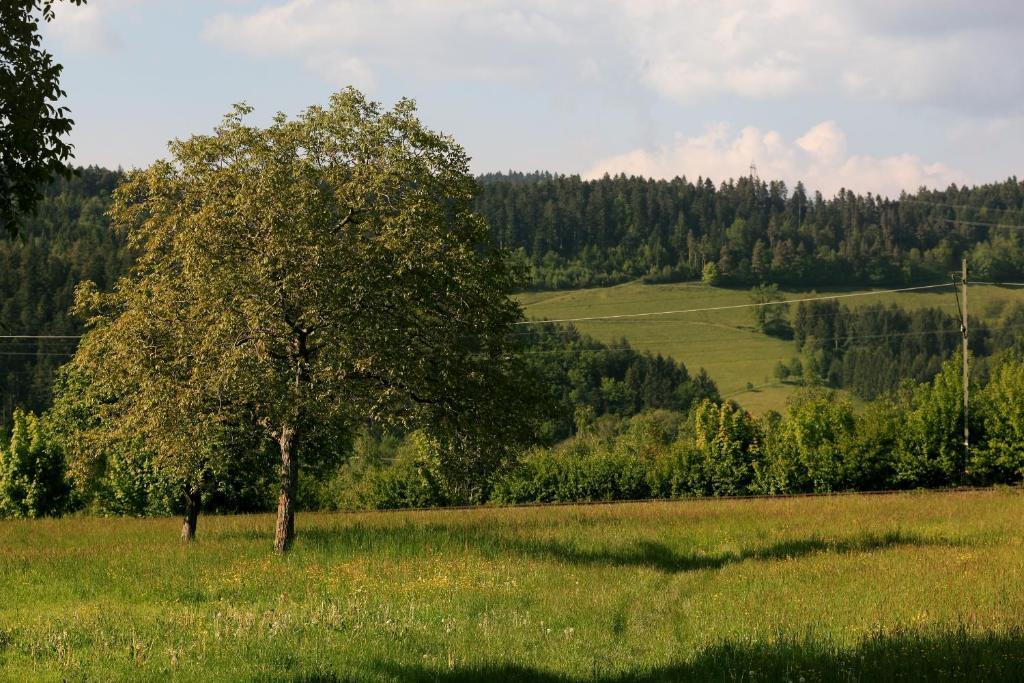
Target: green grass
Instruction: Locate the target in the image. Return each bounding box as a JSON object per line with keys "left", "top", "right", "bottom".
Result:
{"left": 518, "top": 281, "right": 1024, "bottom": 413}
{"left": 3, "top": 489, "right": 1024, "bottom": 680}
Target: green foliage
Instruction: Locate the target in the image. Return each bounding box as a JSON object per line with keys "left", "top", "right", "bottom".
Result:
{"left": 66, "top": 90, "right": 536, "bottom": 548}
{"left": 749, "top": 283, "right": 791, "bottom": 337}
{"left": 0, "top": 167, "right": 127, "bottom": 427}
{"left": 491, "top": 440, "right": 651, "bottom": 505}
{"left": 693, "top": 399, "right": 761, "bottom": 496}
{"left": 701, "top": 261, "right": 720, "bottom": 285}
{"left": 48, "top": 359, "right": 274, "bottom": 517}
{"left": 519, "top": 323, "right": 719, "bottom": 442}
{"left": 773, "top": 361, "right": 791, "bottom": 381}
{"left": 351, "top": 452, "right": 450, "bottom": 512}
{"left": 758, "top": 389, "right": 856, "bottom": 493}
{"left": 788, "top": 299, "right": 1017, "bottom": 401}
{"left": 357, "top": 347, "right": 1024, "bottom": 510}
{"left": 96, "top": 440, "right": 175, "bottom": 516}
{"left": 0, "top": 0, "right": 86, "bottom": 236}
{"left": 0, "top": 409, "right": 69, "bottom": 517}
{"left": 973, "top": 353, "right": 1024, "bottom": 484}
{"left": 893, "top": 355, "right": 967, "bottom": 487}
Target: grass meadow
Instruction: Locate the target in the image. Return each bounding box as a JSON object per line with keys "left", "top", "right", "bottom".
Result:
{"left": 3, "top": 488, "right": 1024, "bottom": 681}
{"left": 518, "top": 281, "right": 1024, "bottom": 414}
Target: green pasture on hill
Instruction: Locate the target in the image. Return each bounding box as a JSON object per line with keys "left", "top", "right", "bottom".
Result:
{"left": 3, "top": 489, "right": 1024, "bottom": 681}
{"left": 519, "top": 281, "right": 1024, "bottom": 414}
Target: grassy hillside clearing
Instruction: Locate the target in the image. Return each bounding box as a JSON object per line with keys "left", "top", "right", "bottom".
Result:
{"left": 3, "top": 489, "right": 1024, "bottom": 680}
{"left": 519, "top": 282, "right": 1024, "bottom": 414}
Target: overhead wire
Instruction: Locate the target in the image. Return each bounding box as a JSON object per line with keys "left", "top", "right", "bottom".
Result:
{"left": 514, "top": 282, "right": 954, "bottom": 325}
{"left": 939, "top": 218, "right": 1024, "bottom": 230}
{"left": 507, "top": 322, "right": 1024, "bottom": 359}
{"left": 896, "top": 198, "right": 1024, "bottom": 214}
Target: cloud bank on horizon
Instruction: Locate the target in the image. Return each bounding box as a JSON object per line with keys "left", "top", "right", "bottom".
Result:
{"left": 583, "top": 121, "right": 968, "bottom": 197}
{"left": 48, "top": 0, "right": 1024, "bottom": 197}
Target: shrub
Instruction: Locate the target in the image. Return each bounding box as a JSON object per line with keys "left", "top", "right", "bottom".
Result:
{"left": 893, "top": 356, "right": 967, "bottom": 488}
{"left": 646, "top": 444, "right": 707, "bottom": 498}
{"left": 0, "top": 410, "right": 71, "bottom": 518}
{"left": 353, "top": 456, "right": 449, "bottom": 510}
{"left": 329, "top": 432, "right": 450, "bottom": 511}
{"left": 693, "top": 400, "right": 762, "bottom": 496}
{"left": 491, "top": 439, "right": 651, "bottom": 505}
{"left": 764, "top": 389, "right": 856, "bottom": 493}
{"left": 972, "top": 354, "right": 1024, "bottom": 484}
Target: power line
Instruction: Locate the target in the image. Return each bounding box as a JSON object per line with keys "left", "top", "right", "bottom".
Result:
{"left": 897, "top": 199, "right": 1024, "bottom": 214}
{"left": 0, "top": 335, "right": 82, "bottom": 340}
{"left": 940, "top": 218, "right": 1024, "bottom": 230}
{"left": 509, "top": 322, "right": 1024, "bottom": 358}
{"left": 514, "top": 283, "right": 954, "bottom": 325}
{"left": 4, "top": 282, "right": 1022, "bottom": 342}
{"left": 0, "top": 352, "right": 76, "bottom": 357}
{"left": 522, "top": 301, "right": 968, "bottom": 329}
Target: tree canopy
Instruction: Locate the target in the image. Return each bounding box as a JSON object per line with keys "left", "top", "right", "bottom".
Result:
{"left": 71, "top": 90, "right": 536, "bottom": 551}
{"left": 0, "top": 0, "right": 86, "bottom": 236}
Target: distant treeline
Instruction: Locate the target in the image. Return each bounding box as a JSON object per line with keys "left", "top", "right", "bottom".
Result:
{"left": 778, "top": 299, "right": 1024, "bottom": 400}
{"left": 0, "top": 167, "right": 130, "bottom": 424}
{"left": 475, "top": 171, "right": 1024, "bottom": 290}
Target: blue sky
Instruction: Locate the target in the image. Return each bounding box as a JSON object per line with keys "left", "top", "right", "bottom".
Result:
{"left": 45, "top": 0, "right": 1024, "bottom": 197}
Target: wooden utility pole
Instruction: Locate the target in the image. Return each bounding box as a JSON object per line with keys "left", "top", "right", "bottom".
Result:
{"left": 961, "top": 258, "right": 969, "bottom": 459}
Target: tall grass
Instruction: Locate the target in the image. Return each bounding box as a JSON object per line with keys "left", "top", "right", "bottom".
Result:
{"left": 2, "top": 489, "right": 1023, "bottom": 680}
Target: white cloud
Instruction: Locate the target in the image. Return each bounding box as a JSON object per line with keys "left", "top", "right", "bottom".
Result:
{"left": 195, "top": 1, "right": 1022, "bottom": 187}
{"left": 617, "top": 0, "right": 1024, "bottom": 111}
{"left": 584, "top": 121, "right": 969, "bottom": 197}
{"left": 202, "top": 0, "right": 590, "bottom": 89}
{"left": 45, "top": 1, "right": 132, "bottom": 53}
{"left": 202, "top": 0, "right": 1024, "bottom": 114}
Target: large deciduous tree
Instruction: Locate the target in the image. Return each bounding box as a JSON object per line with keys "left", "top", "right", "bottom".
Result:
{"left": 0, "top": 0, "right": 85, "bottom": 235}
{"left": 74, "top": 89, "right": 532, "bottom": 551}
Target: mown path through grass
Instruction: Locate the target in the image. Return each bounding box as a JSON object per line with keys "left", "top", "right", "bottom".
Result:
{"left": 2, "top": 489, "right": 1023, "bottom": 681}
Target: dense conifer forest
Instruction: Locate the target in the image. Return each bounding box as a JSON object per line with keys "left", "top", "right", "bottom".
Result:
{"left": 0, "top": 167, "right": 130, "bottom": 422}
{"left": 476, "top": 171, "right": 1024, "bottom": 290}
{"left": 786, "top": 300, "right": 1024, "bottom": 399}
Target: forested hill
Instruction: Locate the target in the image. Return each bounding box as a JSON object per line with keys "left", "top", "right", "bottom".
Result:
{"left": 475, "top": 171, "right": 1024, "bottom": 290}
{"left": 4, "top": 166, "right": 1024, "bottom": 423}
{"left": 0, "top": 167, "right": 131, "bottom": 421}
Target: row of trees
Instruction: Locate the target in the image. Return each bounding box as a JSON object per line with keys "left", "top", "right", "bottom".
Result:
{"left": 0, "top": 324, "right": 718, "bottom": 517}
{"left": 268, "top": 350, "right": 1024, "bottom": 509}
{"left": 486, "top": 351, "right": 1024, "bottom": 503}
{"left": 476, "top": 172, "right": 1024, "bottom": 289}
{"left": 18, "top": 349, "right": 1016, "bottom": 518}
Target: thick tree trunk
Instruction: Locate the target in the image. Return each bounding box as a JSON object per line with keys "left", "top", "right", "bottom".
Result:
{"left": 274, "top": 425, "right": 298, "bottom": 553}
{"left": 181, "top": 487, "right": 200, "bottom": 542}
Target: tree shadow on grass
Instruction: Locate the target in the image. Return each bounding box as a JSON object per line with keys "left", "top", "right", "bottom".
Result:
{"left": 293, "top": 628, "right": 1024, "bottom": 682}
{"left": 294, "top": 523, "right": 965, "bottom": 575}
{"left": 477, "top": 529, "right": 965, "bottom": 574}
